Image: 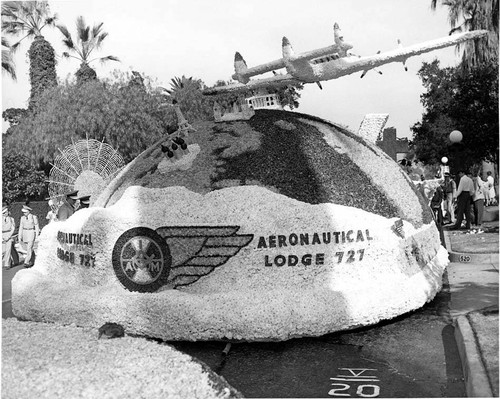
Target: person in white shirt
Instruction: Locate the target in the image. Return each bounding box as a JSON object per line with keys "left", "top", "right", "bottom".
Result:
{"left": 486, "top": 171, "right": 497, "bottom": 206}
{"left": 450, "top": 170, "right": 474, "bottom": 230}
{"left": 472, "top": 173, "right": 485, "bottom": 228}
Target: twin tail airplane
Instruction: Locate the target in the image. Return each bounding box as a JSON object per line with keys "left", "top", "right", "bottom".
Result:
{"left": 202, "top": 23, "right": 488, "bottom": 95}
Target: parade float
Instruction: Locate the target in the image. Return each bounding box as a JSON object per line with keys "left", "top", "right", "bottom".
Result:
{"left": 11, "top": 24, "right": 488, "bottom": 342}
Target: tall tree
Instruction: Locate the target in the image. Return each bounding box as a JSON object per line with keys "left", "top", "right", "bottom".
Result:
{"left": 431, "top": 0, "right": 499, "bottom": 68}
{"left": 57, "top": 16, "right": 119, "bottom": 85}
{"left": 1, "top": 1, "right": 57, "bottom": 111}
{"left": 411, "top": 60, "right": 498, "bottom": 171}
{"left": 162, "top": 76, "right": 213, "bottom": 121}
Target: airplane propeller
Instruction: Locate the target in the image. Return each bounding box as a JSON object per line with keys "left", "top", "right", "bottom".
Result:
{"left": 358, "top": 51, "right": 383, "bottom": 78}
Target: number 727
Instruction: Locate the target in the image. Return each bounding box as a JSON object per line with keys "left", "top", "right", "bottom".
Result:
{"left": 334, "top": 249, "right": 365, "bottom": 263}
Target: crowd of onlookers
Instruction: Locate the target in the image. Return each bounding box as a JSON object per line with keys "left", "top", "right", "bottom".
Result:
{"left": 419, "top": 169, "right": 497, "bottom": 232}
{"left": 2, "top": 190, "right": 91, "bottom": 270}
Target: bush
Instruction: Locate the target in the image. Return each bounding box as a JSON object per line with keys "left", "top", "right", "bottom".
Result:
{"left": 3, "top": 72, "right": 178, "bottom": 164}
{"left": 2, "top": 153, "right": 48, "bottom": 203}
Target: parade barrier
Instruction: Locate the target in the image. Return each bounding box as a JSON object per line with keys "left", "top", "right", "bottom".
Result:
{"left": 12, "top": 110, "right": 449, "bottom": 341}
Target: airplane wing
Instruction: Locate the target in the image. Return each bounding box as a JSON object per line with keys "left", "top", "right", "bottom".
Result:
{"left": 290, "top": 43, "right": 346, "bottom": 62}
{"left": 203, "top": 73, "right": 302, "bottom": 95}
{"left": 236, "top": 58, "right": 286, "bottom": 80}
{"left": 325, "top": 30, "right": 489, "bottom": 79}
{"left": 233, "top": 43, "right": 345, "bottom": 81}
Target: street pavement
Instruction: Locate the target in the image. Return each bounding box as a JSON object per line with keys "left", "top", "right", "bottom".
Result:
{"left": 443, "top": 214, "right": 499, "bottom": 398}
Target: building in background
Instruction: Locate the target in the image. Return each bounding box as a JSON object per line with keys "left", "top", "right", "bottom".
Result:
{"left": 376, "top": 127, "right": 409, "bottom": 162}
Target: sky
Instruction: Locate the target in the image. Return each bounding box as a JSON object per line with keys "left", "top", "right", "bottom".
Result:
{"left": 1, "top": 0, "right": 464, "bottom": 138}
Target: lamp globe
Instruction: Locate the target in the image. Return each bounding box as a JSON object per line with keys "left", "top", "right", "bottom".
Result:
{"left": 449, "top": 130, "right": 463, "bottom": 143}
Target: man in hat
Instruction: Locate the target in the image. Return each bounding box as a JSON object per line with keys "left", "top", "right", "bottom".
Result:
{"left": 57, "top": 190, "right": 79, "bottom": 221}
{"left": 18, "top": 204, "right": 39, "bottom": 267}
{"left": 77, "top": 195, "right": 91, "bottom": 210}
{"left": 2, "top": 204, "right": 16, "bottom": 269}
{"left": 442, "top": 172, "right": 456, "bottom": 224}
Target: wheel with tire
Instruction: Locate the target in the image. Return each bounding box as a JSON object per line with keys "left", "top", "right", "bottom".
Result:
{"left": 112, "top": 227, "right": 171, "bottom": 292}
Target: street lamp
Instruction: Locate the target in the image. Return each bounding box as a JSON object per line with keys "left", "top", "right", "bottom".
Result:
{"left": 449, "top": 130, "right": 463, "bottom": 143}
{"left": 441, "top": 156, "right": 449, "bottom": 176}
{"left": 448, "top": 130, "right": 464, "bottom": 173}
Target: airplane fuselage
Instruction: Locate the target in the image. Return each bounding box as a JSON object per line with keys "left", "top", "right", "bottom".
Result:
{"left": 203, "top": 27, "right": 488, "bottom": 96}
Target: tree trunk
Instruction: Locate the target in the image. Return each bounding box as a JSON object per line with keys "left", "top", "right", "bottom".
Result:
{"left": 76, "top": 62, "right": 97, "bottom": 85}
{"left": 28, "top": 36, "right": 57, "bottom": 113}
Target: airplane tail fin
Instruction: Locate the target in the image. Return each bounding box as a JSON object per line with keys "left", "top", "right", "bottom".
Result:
{"left": 334, "top": 23, "right": 343, "bottom": 45}
{"left": 282, "top": 37, "right": 295, "bottom": 58}
{"left": 232, "top": 52, "right": 250, "bottom": 84}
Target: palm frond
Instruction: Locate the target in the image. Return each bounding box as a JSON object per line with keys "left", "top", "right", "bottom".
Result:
{"left": 45, "top": 14, "right": 57, "bottom": 25}
{"left": 10, "top": 39, "right": 24, "bottom": 52}
{"left": 57, "top": 24, "right": 71, "bottom": 39}
{"left": 96, "top": 55, "right": 120, "bottom": 64}
{"left": 91, "top": 22, "right": 104, "bottom": 38}
{"left": 2, "top": 1, "right": 55, "bottom": 38}
{"left": 2, "top": 37, "right": 16, "bottom": 80}
{"left": 96, "top": 32, "right": 108, "bottom": 48}
{"left": 62, "top": 37, "right": 75, "bottom": 49}
{"left": 75, "top": 16, "right": 88, "bottom": 41}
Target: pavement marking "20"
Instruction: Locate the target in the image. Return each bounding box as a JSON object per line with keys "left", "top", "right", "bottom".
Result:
{"left": 329, "top": 368, "right": 380, "bottom": 398}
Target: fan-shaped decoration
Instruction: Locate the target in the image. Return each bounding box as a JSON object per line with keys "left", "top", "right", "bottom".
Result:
{"left": 48, "top": 137, "right": 125, "bottom": 206}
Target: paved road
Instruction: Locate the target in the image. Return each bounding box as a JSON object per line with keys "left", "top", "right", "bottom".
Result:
{"left": 3, "top": 267, "right": 465, "bottom": 398}
{"left": 170, "top": 276, "right": 465, "bottom": 398}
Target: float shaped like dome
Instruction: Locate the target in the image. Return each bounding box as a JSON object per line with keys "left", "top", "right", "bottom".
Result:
{"left": 12, "top": 110, "right": 447, "bottom": 341}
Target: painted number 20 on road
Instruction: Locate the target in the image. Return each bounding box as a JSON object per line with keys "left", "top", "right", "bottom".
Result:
{"left": 329, "top": 368, "right": 380, "bottom": 398}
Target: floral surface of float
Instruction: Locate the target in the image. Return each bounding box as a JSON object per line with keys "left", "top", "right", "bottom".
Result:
{"left": 12, "top": 109, "right": 449, "bottom": 341}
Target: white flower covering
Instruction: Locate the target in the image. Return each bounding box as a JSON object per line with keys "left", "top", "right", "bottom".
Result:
{"left": 12, "top": 186, "right": 448, "bottom": 341}
{"left": 2, "top": 318, "right": 239, "bottom": 399}
{"left": 158, "top": 144, "right": 201, "bottom": 174}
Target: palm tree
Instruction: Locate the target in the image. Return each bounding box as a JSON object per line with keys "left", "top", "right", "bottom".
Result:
{"left": 57, "top": 16, "right": 119, "bottom": 85}
{"left": 2, "top": 37, "right": 16, "bottom": 80}
{"left": 431, "top": 0, "right": 499, "bottom": 68}
{"left": 1, "top": 1, "right": 57, "bottom": 110}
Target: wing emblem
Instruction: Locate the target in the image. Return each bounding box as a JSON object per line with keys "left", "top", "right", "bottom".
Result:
{"left": 112, "top": 226, "right": 254, "bottom": 292}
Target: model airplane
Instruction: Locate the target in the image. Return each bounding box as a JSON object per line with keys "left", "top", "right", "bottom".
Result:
{"left": 202, "top": 23, "right": 488, "bottom": 95}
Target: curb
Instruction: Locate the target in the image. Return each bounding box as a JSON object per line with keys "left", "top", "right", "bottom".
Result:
{"left": 448, "top": 251, "right": 499, "bottom": 263}
{"left": 454, "top": 315, "right": 493, "bottom": 397}
{"left": 443, "top": 229, "right": 498, "bottom": 264}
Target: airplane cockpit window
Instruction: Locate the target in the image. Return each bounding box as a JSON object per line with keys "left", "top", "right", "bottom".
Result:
{"left": 311, "top": 54, "right": 341, "bottom": 65}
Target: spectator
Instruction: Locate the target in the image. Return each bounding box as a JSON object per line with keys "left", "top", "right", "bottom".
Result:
{"left": 57, "top": 191, "right": 79, "bottom": 221}
{"left": 45, "top": 199, "right": 58, "bottom": 224}
{"left": 442, "top": 172, "right": 456, "bottom": 225}
{"left": 486, "top": 171, "right": 497, "bottom": 206}
{"left": 430, "top": 181, "right": 444, "bottom": 225}
{"left": 77, "top": 195, "right": 91, "bottom": 210}
{"left": 450, "top": 170, "right": 474, "bottom": 230}
{"left": 2, "top": 204, "right": 16, "bottom": 269}
{"left": 18, "top": 205, "right": 39, "bottom": 268}
{"left": 472, "top": 172, "right": 485, "bottom": 229}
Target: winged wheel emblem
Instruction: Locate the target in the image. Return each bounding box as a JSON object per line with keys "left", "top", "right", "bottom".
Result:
{"left": 112, "top": 226, "right": 254, "bottom": 292}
